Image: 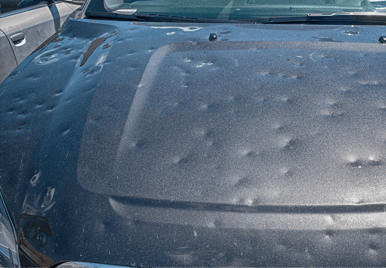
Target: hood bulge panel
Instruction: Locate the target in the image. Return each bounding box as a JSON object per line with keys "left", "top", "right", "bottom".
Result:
{"left": 78, "top": 40, "right": 386, "bottom": 207}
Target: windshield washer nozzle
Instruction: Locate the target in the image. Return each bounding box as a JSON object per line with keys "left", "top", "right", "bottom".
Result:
{"left": 209, "top": 33, "right": 218, "bottom": 42}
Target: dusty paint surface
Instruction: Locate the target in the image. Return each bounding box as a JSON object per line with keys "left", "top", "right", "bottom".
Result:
{"left": 2, "top": 18, "right": 386, "bottom": 266}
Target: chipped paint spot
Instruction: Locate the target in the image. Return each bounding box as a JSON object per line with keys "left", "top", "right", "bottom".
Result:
{"left": 80, "top": 32, "right": 117, "bottom": 67}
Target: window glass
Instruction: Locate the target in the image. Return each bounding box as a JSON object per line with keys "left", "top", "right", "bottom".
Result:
{"left": 103, "top": 0, "right": 386, "bottom": 19}
{"left": 0, "top": 0, "right": 44, "bottom": 15}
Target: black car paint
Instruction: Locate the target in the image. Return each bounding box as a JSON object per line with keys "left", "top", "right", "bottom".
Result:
{"left": 2, "top": 14, "right": 386, "bottom": 267}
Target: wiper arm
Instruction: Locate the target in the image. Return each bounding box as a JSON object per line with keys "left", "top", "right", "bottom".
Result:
{"left": 87, "top": 10, "right": 386, "bottom": 25}
{"left": 238, "top": 12, "right": 386, "bottom": 24}
{"left": 133, "top": 12, "right": 247, "bottom": 23}
{"left": 86, "top": 11, "right": 246, "bottom": 23}
{"left": 306, "top": 12, "right": 386, "bottom": 24}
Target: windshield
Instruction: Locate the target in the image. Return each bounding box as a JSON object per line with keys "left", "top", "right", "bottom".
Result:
{"left": 101, "top": 0, "right": 386, "bottom": 19}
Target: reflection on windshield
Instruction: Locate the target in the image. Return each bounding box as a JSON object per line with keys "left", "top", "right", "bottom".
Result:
{"left": 103, "top": 0, "right": 386, "bottom": 19}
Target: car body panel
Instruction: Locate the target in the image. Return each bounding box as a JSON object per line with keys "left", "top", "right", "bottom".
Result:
{"left": 2, "top": 17, "right": 386, "bottom": 266}
{"left": 0, "top": 29, "right": 18, "bottom": 85}
{"left": 0, "top": 1, "right": 79, "bottom": 84}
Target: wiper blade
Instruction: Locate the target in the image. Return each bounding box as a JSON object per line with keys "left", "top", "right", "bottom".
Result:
{"left": 237, "top": 16, "right": 308, "bottom": 24}
{"left": 238, "top": 12, "right": 386, "bottom": 24}
{"left": 86, "top": 11, "right": 246, "bottom": 23}
{"left": 133, "top": 12, "right": 247, "bottom": 23}
{"left": 87, "top": 10, "right": 386, "bottom": 24}
{"left": 306, "top": 11, "right": 386, "bottom": 24}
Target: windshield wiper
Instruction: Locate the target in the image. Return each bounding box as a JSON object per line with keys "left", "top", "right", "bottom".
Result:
{"left": 86, "top": 10, "right": 386, "bottom": 25}
{"left": 86, "top": 11, "right": 246, "bottom": 23}
{"left": 306, "top": 12, "right": 386, "bottom": 24}
{"left": 239, "top": 12, "right": 386, "bottom": 24}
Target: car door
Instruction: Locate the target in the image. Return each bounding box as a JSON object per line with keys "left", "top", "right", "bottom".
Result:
{"left": 0, "top": 0, "right": 79, "bottom": 84}
{"left": 0, "top": 29, "right": 18, "bottom": 85}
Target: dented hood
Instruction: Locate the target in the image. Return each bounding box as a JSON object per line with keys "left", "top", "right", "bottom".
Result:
{"left": 2, "top": 18, "right": 386, "bottom": 266}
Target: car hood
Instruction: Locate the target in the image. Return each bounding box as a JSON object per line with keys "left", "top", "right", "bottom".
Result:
{"left": 2, "top": 19, "right": 386, "bottom": 266}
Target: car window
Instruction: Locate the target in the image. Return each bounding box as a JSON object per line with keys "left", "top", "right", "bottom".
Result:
{"left": 101, "top": 0, "right": 386, "bottom": 19}
{"left": 0, "top": 0, "right": 44, "bottom": 15}
{"left": 18, "top": 0, "right": 44, "bottom": 8}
